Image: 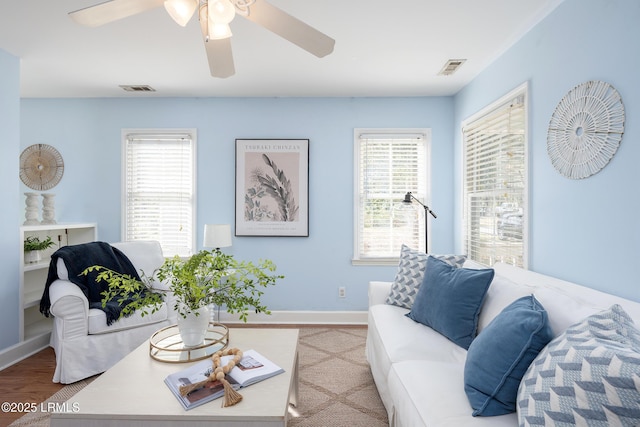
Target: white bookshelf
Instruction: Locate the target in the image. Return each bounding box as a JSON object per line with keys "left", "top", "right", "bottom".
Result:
{"left": 19, "top": 223, "right": 97, "bottom": 342}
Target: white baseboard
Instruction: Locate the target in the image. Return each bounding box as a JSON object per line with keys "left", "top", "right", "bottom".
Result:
{"left": 216, "top": 310, "right": 368, "bottom": 325}
{"left": 0, "top": 333, "right": 50, "bottom": 371}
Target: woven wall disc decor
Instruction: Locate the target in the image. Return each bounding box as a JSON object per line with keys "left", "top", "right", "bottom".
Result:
{"left": 19, "top": 144, "right": 65, "bottom": 191}
{"left": 547, "top": 80, "right": 625, "bottom": 179}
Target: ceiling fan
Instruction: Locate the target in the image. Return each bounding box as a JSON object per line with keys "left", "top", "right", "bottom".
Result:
{"left": 68, "top": 0, "right": 335, "bottom": 78}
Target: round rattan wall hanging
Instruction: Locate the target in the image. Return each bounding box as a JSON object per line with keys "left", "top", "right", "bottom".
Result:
{"left": 19, "top": 144, "right": 64, "bottom": 191}
{"left": 547, "top": 80, "right": 625, "bottom": 179}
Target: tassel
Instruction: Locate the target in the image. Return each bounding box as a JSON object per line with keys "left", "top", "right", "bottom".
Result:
{"left": 177, "top": 348, "right": 244, "bottom": 405}
{"left": 220, "top": 378, "right": 243, "bottom": 407}
{"left": 179, "top": 380, "right": 209, "bottom": 397}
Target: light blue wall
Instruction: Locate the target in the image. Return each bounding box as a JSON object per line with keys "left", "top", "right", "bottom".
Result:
{"left": 0, "top": 49, "right": 21, "bottom": 350}
{"left": 454, "top": 0, "right": 640, "bottom": 301}
{"left": 20, "top": 97, "right": 455, "bottom": 314}
{"left": 9, "top": 0, "right": 637, "bottom": 354}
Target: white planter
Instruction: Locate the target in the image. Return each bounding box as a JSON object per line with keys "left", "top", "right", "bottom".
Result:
{"left": 177, "top": 306, "right": 210, "bottom": 347}
{"left": 25, "top": 250, "right": 42, "bottom": 264}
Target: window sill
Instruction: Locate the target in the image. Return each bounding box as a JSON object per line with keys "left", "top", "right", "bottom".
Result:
{"left": 351, "top": 258, "right": 399, "bottom": 266}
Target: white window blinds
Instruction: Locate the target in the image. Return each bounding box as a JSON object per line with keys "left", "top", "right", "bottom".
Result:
{"left": 354, "top": 129, "right": 430, "bottom": 263}
{"left": 123, "top": 131, "right": 196, "bottom": 258}
{"left": 463, "top": 86, "right": 527, "bottom": 267}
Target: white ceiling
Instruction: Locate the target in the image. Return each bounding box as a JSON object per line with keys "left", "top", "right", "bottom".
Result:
{"left": 0, "top": 0, "right": 564, "bottom": 98}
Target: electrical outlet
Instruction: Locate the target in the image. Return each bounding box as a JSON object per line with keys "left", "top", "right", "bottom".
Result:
{"left": 338, "top": 287, "right": 346, "bottom": 298}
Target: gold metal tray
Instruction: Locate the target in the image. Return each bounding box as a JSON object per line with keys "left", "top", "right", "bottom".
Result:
{"left": 149, "top": 322, "right": 229, "bottom": 363}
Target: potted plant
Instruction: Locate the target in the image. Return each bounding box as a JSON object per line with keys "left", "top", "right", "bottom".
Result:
{"left": 24, "top": 235, "right": 56, "bottom": 263}
{"left": 84, "top": 248, "right": 283, "bottom": 346}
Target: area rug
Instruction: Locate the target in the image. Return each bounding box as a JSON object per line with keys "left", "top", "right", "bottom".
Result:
{"left": 10, "top": 327, "right": 388, "bottom": 427}
{"left": 8, "top": 377, "right": 96, "bottom": 427}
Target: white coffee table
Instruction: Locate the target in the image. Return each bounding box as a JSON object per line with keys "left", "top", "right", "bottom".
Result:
{"left": 50, "top": 328, "right": 299, "bottom": 427}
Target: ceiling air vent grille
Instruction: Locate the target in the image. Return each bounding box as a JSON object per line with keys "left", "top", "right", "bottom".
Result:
{"left": 438, "top": 59, "right": 466, "bottom": 76}
{"left": 119, "top": 85, "right": 156, "bottom": 92}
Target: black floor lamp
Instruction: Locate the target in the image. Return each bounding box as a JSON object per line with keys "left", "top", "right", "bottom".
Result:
{"left": 403, "top": 192, "right": 437, "bottom": 253}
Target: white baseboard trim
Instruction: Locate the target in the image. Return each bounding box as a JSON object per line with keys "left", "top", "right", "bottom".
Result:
{"left": 216, "top": 310, "right": 368, "bottom": 325}
{"left": 0, "top": 333, "right": 50, "bottom": 371}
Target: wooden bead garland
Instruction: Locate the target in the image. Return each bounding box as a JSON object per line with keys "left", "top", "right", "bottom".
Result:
{"left": 179, "top": 348, "right": 244, "bottom": 407}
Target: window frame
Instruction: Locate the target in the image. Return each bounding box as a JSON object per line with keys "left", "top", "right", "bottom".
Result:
{"left": 461, "top": 83, "right": 529, "bottom": 268}
{"left": 353, "top": 128, "right": 431, "bottom": 265}
{"left": 121, "top": 128, "right": 197, "bottom": 258}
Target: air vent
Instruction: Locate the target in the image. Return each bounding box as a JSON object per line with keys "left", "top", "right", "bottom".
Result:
{"left": 438, "top": 59, "right": 466, "bottom": 76}
{"left": 119, "top": 85, "right": 156, "bottom": 92}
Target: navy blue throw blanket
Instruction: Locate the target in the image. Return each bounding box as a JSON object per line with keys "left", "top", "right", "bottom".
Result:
{"left": 40, "top": 241, "right": 144, "bottom": 326}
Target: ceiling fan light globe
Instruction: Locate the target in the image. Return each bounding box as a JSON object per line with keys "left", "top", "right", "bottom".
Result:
{"left": 208, "top": 0, "right": 236, "bottom": 24}
{"left": 164, "top": 0, "right": 198, "bottom": 26}
{"left": 208, "top": 22, "right": 232, "bottom": 39}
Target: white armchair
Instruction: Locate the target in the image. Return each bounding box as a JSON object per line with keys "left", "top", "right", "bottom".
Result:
{"left": 47, "top": 240, "right": 176, "bottom": 383}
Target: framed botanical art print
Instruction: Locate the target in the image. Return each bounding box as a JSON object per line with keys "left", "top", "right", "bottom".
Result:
{"left": 235, "top": 139, "right": 309, "bottom": 237}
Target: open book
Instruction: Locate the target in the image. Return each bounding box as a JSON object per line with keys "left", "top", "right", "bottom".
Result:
{"left": 164, "top": 349, "right": 284, "bottom": 410}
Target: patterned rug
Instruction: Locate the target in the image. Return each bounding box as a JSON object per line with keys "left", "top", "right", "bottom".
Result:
{"left": 290, "top": 327, "right": 388, "bottom": 426}
{"left": 10, "top": 327, "right": 388, "bottom": 427}
{"left": 8, "top": 377, "right": 96, "bottom": 427}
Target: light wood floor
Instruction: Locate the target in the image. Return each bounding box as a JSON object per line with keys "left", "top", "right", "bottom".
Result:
{"left": 0, "top": 347, "right": 63, "bottom": 426}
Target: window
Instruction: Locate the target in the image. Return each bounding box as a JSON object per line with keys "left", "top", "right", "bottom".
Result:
{"left": 462, "top": 84, "right": 527, "bottom": 267}
{"left": 123, "top": 130, "right": 196, "bottom": 257}
{"left": 353, "top": 129, "right": 430, "bottom": 264}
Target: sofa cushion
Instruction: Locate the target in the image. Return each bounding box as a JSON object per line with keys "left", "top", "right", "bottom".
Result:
{"left": 88, "top": 302, "right": 168, "bottom": 334}
{"left": 407, "top": 256, "right": 494, "bottom": 349}
{"left": 112, "top": 240, "right": 168, "bottom": 290}
{"left": 532, "top": 286, "right": 603, "bottom": 338}
{"left": 465, "top": 295, "right": 553, "bottom": 416}
{"left": 477, "top": 274, "right": 534, "bottom": 333}
{"left": 366, "top": 303, "right": 469, "bottom": 416}
{"left": 388, "top": 360, "right": 518, "bottom": 427}
{"left": 386, "top": 245, "right": 466, "bottom": 309}
{"left": 517, "top": 304, "right": 640, "bottom": 426}
{"left": 368, "top": 304, "right": 468, "bottom": 373}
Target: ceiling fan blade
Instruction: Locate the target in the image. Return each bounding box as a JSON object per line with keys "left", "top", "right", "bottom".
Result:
{"left": 204, "top": 38, "right": 236, "bottom": 78}
{"left": 198, "top": 5, "right": 235, "bottom": 78}
{"left": 69, "top": 0, "right": 165, "bottom": 27}
{"left": 242, "top": 0, "right": 335, "bottom": 58}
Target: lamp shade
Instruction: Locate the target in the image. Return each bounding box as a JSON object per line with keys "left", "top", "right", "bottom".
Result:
{"left": 203, "top": 224, "right": 232, "bottom": 249}
{"left": 208, "top": 0, "right": 235, "bottom": 24}
{"left": 164, "top": 0, "right": 198, "bottom": 26}
{"left": 208, "top": 0, "right": 235, "bottom": 39}
{"left": 209, "top": 22, "right": 232, "bottom": 39}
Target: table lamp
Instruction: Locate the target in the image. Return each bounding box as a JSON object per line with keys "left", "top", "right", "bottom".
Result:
{"left": 203, "top": 224, "right": 232, "bottom": 250}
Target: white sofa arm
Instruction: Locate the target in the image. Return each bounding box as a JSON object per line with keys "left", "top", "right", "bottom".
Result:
{"left": 369, "top": 281, "right": 392, "bottom": 307}
{"left": 49, "top": 279, "right": 89, "bottom": 338}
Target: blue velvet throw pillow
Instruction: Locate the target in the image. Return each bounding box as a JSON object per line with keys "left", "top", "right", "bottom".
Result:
{"left": 406, "top": 256, "right": 494, "bottom": 350}
{"left": 464, "top": 295, "right": 553, "bottom": 417}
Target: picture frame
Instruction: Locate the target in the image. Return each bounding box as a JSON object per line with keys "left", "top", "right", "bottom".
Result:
{"left": 235, "top": 139, "right": 309, "bottom": 237}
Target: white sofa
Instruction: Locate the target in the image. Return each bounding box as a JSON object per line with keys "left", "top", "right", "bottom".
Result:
{"left": 48, "top": 240, "right": 176, "bottom": 383}
{"left": 366, "top": 260, "right": 640, "bottom": 427}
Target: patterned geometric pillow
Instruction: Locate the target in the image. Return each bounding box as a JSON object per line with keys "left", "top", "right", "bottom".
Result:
{"left": 385, "top": 244, "right": 466, "bottom": 309}
{"left": 517, "top": 304, "right": 640, "bottom": 426}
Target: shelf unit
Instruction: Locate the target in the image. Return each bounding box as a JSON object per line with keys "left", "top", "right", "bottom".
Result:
{"left": 19, "top": 223, "right": 97, "bottom": 343}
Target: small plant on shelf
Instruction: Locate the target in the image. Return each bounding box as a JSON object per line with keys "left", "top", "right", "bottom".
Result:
{"left": 23, "top": 236, "right": 56, "bottom": 264}
{"left": 23, "top": 236, "right": 56, "bottom": 251}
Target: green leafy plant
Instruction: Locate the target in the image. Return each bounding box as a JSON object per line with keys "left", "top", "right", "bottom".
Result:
{"left": 24, "top": 236, "right": 55, "bottom": 251}
{"left": 80, "top": 267, "right": 165, "bottom": 318}
{"left": 83, "top": 249, "right": 283, "bottom": 322}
